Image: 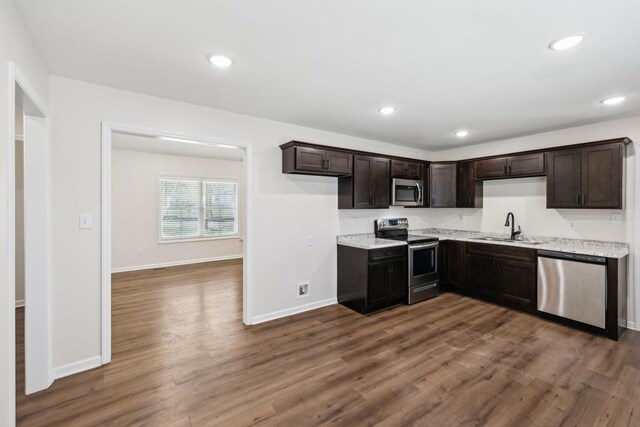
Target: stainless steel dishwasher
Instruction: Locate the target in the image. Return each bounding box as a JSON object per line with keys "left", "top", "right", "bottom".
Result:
{"left": 537, "top": 250, "right": 607, "bottom": 328}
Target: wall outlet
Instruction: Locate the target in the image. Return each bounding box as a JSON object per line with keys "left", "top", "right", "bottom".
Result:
{"left": 79, "top": 213, "right": 93, "bottom": 229}
{"left": 307, "top": 236, "right": 313, "bottom": 246}
{"left": 297, "top": 282, "right": 310, "bottom": 299}
{"left": 137, "top": 248, "right": 144, "bottom": 255}
{"left": 611, "top": 213, "right": 621, "bottom": 224}
{"left": 569, "top": 221, "right": 576, "bottom": 230}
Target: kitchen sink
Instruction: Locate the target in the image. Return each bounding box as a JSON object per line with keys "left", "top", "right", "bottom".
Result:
{"left": 470, "top": 236, "right": 516, "bottom": 242}
{"left": 470, "top": 236, "right": 546, "bottom": 245}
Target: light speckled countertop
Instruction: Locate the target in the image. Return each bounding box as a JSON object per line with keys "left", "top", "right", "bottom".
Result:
{"left": 337, "top": 228, "right": 629, "bottom": 259}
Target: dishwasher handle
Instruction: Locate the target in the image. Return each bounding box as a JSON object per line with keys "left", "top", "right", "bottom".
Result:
{"left": 537, "top": 249, "right": 606, "bottom": 265}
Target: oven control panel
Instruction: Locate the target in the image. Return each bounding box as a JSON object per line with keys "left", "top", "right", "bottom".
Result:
{"left": 375, "top": 217, "right": 408, "bottom": 231}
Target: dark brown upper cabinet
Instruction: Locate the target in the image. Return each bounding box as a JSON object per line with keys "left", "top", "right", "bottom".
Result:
{"left": 390, "top": 160, "right": 422, "bottom": 179}
{"left": 456, "top": 161, "right": 483, "bottom": 208}
{"left": 547, "top": 142, "right": 623, "bottom": 209}
{"left": 282, "top": 143, "right": 352, "bottom": 176}
{"left": 475, "top": 153, "right": 545, "bottom": 180}
{"left": 338, "top": 155, "right": 390, "bottom": 209}
{"left": 429, "top": 163, "right": 456, "bottom": 208}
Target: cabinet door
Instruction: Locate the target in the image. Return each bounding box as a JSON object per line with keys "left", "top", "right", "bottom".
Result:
{"left": 546, "top": 148, "right": 581, "bottom": 208}
{"left": 507, "top": 153, "right": 545, "bottom": 177}
{"left": 456, "top": 162, "right": 482, "bottom": 208}
{"left": 430, "top": 163, "right": 456, "bottom": 208}
{"left": 446, "top": 241, "right": 465, "bottom": 290}
{"left": 387, "top": 258, "right": 407, "bottom": 302}
{"left": 498, "top": 260, "right": 536, "bottom": 310}
{"left": 391, "top": 160, "right": 421, "bottom": 179}
{"left": 367, "top": 262, "right": 389, "bottom": 308}
{"left": 371, "top": 157, "right": 390, "bottom": 208}
{"left": 581, "top": 144, "right": 623, "bottom": 209}
{"left": 475, "top": 157, "right": 507, "bottom": 179}
{"left": 465, "top": 254, "right": 499, "bottom": 297}
{"left": 352, "top": 155, "right": 374, "bottom": 208}
{"left": 295, "top": 147, "right": 327, "bottom": 173}
{"left": 325, "top": 151, "right": 352, "bottom": 175}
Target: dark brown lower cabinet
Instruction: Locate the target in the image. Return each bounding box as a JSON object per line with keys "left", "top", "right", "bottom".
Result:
{"left": 464, "top": 243, "right": 536, "bottom": 312}
{"left": 337, "top": 244, "right": 406, "bottom": 314}
{"left": 445, "top": 240, "right": 465, "bottom": 290}
{"left": 498, "top": 259, "right": 536, "bottom": 309}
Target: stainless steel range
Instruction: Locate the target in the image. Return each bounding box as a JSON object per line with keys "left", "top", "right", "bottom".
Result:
{"left": 375, "top": 218, "right": 439, "bottom": 304}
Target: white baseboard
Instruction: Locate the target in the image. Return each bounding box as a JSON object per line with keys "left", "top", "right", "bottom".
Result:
{"left": 15, "top": 299, "right": 25, "bottom": 308}
{"left": 111, "top": 254, "right": 243, "bottom": 273}
{"left": 53, "top": 356, "right": 102, "bottom": 380}
{"left": 250, "top": 298, "right": 337, "bottom": 325}
{"left": 627, "top": 321, "right": 637, "bottom": 331}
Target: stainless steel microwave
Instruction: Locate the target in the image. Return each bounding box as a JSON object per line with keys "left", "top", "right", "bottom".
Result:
{"left": 391, "top": 178, "right": 424, "bottom": 206}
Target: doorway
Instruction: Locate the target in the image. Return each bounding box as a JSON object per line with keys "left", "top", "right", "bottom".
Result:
{"left": 100, "top": 124, "right": 253, "bottom": 365}
{"left": 8, "top": 62, "right": 52, "bottom": 422}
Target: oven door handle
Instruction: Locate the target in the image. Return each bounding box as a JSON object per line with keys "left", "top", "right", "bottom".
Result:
{"left": 409, "top": 242, "right": 439, "bottom": 250}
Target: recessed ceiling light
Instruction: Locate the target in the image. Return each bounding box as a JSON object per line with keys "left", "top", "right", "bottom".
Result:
{"left": 209, "top": 54, "right": 233, "bottom": 68}
{"left": 549, "top": 34, "right": 585, "bottom": 51}
{"left": 455, "top": 130, "right": 469, "bottom": 138}
{"left": 601, "top": 96, "right": 628, "bottom": 106}
{"left": 379, "top": 106, "right": 395, "bottom": 115}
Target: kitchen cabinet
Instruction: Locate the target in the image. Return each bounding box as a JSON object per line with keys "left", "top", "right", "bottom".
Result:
{"left": 475, "top": 153, "right": 545, "bottom": 180}
{"left": 337, "top": 245, "right": 407, "bottom": 314}
{"left": 547, "top": 142, "right": 623, "bottom": 209}
{"left": 464, "top": 243, "right": 536, "bottom": 311}
{"left": 429, "top": 163, "right": 456, "bottom": 208}
{"left": 444, "top": 240, "right": 465, "bottom": 291}
{"left": 338, "top": 155, "right": 390, "bottom": 209}
{"left": 456, "top": 161, "right": 483, "bottom": 208}
{"left": 391, "top": 160, "right": 422, "bottom": 179}
{"left": 281, "top": 143, "right": 352, "bottom": 176}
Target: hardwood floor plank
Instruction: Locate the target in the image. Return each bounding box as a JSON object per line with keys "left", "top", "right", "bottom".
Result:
{"left": 15, "top": 259, "right": 640, "bottom": 426}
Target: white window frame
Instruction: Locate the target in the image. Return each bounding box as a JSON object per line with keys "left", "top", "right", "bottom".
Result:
{"left": 158, "top": 175, "right": 239, "bottom": 243}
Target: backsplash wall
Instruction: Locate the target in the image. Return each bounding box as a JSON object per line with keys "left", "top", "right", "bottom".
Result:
{"left": 420, "top": 177, "right": 628, "bottom": 242}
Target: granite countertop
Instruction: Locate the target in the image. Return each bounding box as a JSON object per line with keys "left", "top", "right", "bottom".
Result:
{"left": 336, "top": 233, "right": 407, "bottom": 250}
{"left": 337, "top": 228, "right": 629, "bottom": 259}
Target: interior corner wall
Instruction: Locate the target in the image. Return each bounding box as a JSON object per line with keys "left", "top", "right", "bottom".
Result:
{"left": 48, "top": 76, "right": 430, "bottom": 369}
{"left": 0, "top": 0, "right": 50, "bottom": 424}
{"left": 15, "top": 138, "right": 25, "bottom": 305}
{"left": 426, "top": 115, "right": 640, "bottom": 328}
{"left": 111, "top": 149, "right": 244, "bottom": 271}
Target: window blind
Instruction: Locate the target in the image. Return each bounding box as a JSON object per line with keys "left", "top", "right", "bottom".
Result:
{"left": 160, "top": 177, "right": 237, "bottom": 240}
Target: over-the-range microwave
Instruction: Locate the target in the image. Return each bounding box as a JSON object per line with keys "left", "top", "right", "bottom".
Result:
{"left": 391, "top": 178, "right": 424, "bottom": 206}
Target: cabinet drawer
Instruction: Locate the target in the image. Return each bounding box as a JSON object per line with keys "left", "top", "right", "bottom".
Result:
{"left": 369, "top": 246, "right": 406, "bottom": 261}
{"left": 466, "top": 242, "right": 535, "bottom": 263}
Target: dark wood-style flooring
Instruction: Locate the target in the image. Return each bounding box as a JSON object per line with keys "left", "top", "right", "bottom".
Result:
{"left": 16, "top": 259, "right": 640, "bottom": 426}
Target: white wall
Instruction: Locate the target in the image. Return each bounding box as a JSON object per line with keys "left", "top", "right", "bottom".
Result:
{"left": 111, "top": 149, "right": 243, "bottom": 271}
{"left": 0, "top": 0, "right": 49, "bottom": 423}
{"left": 48, "top": 76, "right": 430, "bottom": 369}
{"left": 426, "top": 116, "right": 638, "bottom": 327}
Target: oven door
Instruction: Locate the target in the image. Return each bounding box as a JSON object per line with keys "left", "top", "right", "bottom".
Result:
{"left": 408, "top": 242, "right": 438, "bottom": 287}
{"left": 392, "top": 178, "right": 423, "bottom": 206}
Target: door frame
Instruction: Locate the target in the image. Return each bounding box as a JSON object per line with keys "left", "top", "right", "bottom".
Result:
{"left": 100, "top": 123, "right": 253, "bottom": 364}
{"left": 5, "top": 61, "right": 51, "bottom": 421}
{"left": 635, "top": 141, "right": 640, "bottom": 331}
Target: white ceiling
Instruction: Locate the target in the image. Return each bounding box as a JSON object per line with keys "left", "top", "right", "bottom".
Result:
{"left": 112, "top": 132, "right": 244, "bottom": 161}
{"left": 14, "top": 0, "right": 640, "bottom": 150}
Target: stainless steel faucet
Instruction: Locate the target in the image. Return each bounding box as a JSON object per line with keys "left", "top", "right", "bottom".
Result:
{"left": 504, "top": 212, "right": 521, "bottom": 240}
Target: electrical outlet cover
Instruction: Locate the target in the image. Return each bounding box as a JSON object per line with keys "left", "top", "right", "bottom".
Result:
{"left": 297, "top": 282, "right": 310, "bottom": 299}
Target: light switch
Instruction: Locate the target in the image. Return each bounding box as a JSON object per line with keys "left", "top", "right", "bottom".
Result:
{"left": 79, "top": 213, "right": 93, "bottom": 229}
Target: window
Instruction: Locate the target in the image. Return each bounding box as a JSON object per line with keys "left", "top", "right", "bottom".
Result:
{"left": 159, "top": 176, "right": 238, "bottom": 241}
